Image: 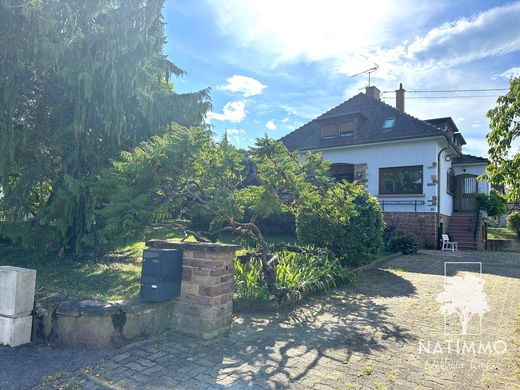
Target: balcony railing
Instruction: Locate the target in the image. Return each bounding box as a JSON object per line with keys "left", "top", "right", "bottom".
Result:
{"left": 379, "top": 199, "right": 425, "bottom": 212}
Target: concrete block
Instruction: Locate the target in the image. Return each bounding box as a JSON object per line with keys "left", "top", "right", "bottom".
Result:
{"left": 0, "top": 315, "right": 32, "bottom": 347}
{"left": 0, "top": 266, "right": 36, "bottom": 317}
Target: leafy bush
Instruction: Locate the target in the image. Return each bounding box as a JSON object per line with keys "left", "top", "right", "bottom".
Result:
{"left": 476, "top": 190, "right": 507, "bottom": 217}
{"left": 507, "top": 212, "right": 520, "bottom": 239}
{"left": 234, "top": 250, "right": 354, "bottom": 302}
{"left": 296, "top": 182, "right": 384, "bottom": 267}
{"left": 254, "top": 212, "right": 296, "bottom": 235}
{"left": 386, "top": 231, "right": 417, "bottom": 254}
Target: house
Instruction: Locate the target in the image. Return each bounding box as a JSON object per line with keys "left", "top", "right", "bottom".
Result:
{"left": 280, "top": 85, "right": 490, "bottom": 250}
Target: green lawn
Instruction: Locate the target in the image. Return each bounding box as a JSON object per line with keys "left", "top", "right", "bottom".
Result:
{"left": 488, "top": 227, "right": 519, "bottom": 241}
{"left": 0, "top": 228, "right": 390, "bottom": 304}
{"left": 0, "top": 228, "right": 296, "bottom": 303}
{"left": 0, "top": 226, "right": 190, "bottom": 302}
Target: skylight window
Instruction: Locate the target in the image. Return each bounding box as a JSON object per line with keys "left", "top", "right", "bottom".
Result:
{"left": 382, "top": 117, "right": 396, "bottom": 129}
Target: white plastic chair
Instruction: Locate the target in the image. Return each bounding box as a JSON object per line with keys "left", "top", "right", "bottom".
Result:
{"left": 441, "top": 234, "right": 458, "bottom": 251}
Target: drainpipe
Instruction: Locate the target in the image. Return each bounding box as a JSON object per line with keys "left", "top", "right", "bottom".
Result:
{"left": 437, "top": 147, "right": 449, "bottom": 249}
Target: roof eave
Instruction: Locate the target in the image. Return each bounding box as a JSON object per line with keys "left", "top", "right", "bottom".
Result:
{"left": 294, "top": 133, "right": 448, "bottom": 152}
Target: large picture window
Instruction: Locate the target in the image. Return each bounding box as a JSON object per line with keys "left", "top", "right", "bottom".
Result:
{"left": 379, "top": 165, "right": 423, "bottom": 195}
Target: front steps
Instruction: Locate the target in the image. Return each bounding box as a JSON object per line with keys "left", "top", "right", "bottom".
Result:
{"left": 447, "top": 212, "right": 477, "bottom": 250}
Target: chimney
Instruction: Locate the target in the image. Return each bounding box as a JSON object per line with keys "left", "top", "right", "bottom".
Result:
{"left": 365, "top": 85, "right": 380, "bottom": 100}
{"left": 396, "top": 83, "right": 405, "bottom": 112}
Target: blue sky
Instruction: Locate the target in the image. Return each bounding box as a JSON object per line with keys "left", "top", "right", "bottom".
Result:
{"left": 163, "top": 1, "right": 520, "bottom": 156}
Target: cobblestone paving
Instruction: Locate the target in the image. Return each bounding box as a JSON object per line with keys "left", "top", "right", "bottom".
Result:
{"left": 46, "top": 251, "right": 520, "bottom": 389}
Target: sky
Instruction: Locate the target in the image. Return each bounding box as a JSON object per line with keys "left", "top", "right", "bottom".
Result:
{"left": 163, "top": 0, "right": 520, "bottom": 156}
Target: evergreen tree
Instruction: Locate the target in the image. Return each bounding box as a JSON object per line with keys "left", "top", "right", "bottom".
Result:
{"left": 0, "top": 0, "right": 210, "bottom": 253}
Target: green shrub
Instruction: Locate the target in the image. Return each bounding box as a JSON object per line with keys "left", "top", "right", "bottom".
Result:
{"left": 234, "top": 258, "right": 269, "bottom": 301}
{"left": 234, "top": 250, "right": 354, "bottom": 302}
{"left": 255, "top": 212, "right": 295, "bottom": 235}
{"left": 507, "top": 212, "right": 520, "bottom": 239}
{"left": 296, "top": 182, "right": 384, "bottom": 267}
{"left": 386, "top": 231, "right": 417, "bottom": 254}
{"left": 476, "top": 190, "right": 507, "bottom": 217}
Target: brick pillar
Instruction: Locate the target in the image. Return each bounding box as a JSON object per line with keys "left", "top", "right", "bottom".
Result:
{"left": 146, "top": 240, "right": 239, "bottom": 339}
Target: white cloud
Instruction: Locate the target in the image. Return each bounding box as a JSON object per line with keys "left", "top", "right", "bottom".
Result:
{"left": 207, "top": 0, "right": 434, "bottom": 67}
{"left": 338, "top": 2, "right": 520, "bottom": 81}
{"left": 226, "top": 128, "right": 245, "bottom": 135}
{"left": 206, "top": 101, "right": 246, "bottom": 123}
{"left": 265, "top": 120, "right": 276, "bottom": 131}
{"left": 281, "top": 117, "right": 289, "bottom": 123}
{"left": 208, "top": 1, "right": 520, "bottom": 82}
{"left": 492, "top": 66, "right": 520, "bottom": 80}
{"left": 220, "top": 75, "right": 266, "bottom": 97}
{"left": 464, "top": 137, "right": 490, "bottom": 157}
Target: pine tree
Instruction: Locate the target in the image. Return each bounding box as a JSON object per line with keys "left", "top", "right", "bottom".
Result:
{"left": 0, "top": 0, "right": 210, "bottom": 253}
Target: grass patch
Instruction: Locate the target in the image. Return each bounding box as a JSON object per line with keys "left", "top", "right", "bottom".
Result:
{"left": 41, "top": 371, "right": 83, "bottom": 390}
{"left": 0, "top": 228, "right": 298, "bottom": 303}
{"left": 488, "top": 227, "right": 518, "bottom": 241}
{"left": 374, "top": 249, "right": 398, "bottom": 261}
{"left": 0, "top": 226, "right": 188, "bottom": 302}
{"left": 357, "top": 362, "right": 373, "bottom": 377}
{"left": 1, "top": 242, "right": 150, "bottom": 303}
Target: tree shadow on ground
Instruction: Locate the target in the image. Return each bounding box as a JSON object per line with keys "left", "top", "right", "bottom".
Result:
{"left": 123, "top": 267, "right": 419, "bottom": 389}
{"left": 384, "top": 250, "right": 520, "bottom": 280}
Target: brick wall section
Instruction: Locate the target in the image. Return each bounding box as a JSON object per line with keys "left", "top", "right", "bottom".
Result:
{"left": 384, "top": 212, "right": 439, "bottom": 247}
{"left": 146, "top": 240, "right": 239, "bottom": 340}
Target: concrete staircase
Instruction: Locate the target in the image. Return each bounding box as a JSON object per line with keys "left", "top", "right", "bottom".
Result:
{"left": 448, "top": 212, "right": 477, "bottom": 251}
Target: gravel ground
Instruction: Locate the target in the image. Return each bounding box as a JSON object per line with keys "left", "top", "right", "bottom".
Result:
{"left": 0, "top": 343, "right": 112, "bottom": 390}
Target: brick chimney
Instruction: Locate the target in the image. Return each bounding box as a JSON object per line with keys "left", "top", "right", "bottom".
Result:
{"left": 396, "top": 83, "right": 405, "bottom": 112}
{"left": 365, "top": 86, "right": 380, "bottom": 100}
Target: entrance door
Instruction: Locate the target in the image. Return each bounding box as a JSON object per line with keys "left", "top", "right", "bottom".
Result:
{"left": 455, "top": 175, "right": 477, "bottom": 211}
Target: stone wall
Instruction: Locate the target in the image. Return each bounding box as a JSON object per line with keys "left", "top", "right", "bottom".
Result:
{"left": 34, "top": 241, "right": 239, "bottom": 347}
{"left": 487, "top": 238, "right": 520, "bottom": 251}
{"left": 384, "top": 212, "right": 439, "bottom": 247}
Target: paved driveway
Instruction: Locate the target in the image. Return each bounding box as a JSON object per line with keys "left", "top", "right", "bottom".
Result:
{"left": 4, "top": 251, "right": 520, "bottom": 389}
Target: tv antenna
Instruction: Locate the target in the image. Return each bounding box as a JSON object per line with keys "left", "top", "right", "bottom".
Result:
{"left": 351, "top": 64, "right": 379, "bottom": 87}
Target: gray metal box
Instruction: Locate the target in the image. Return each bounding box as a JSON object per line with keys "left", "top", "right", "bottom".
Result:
{"left": 140, "top": 249, "right": 183, "bottom": 302}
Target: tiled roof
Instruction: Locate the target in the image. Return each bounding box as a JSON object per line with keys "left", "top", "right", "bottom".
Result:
{"left": 452, "top": 154, "right": 489, "bottom": 165}
{"left": 281, "top": 93, "right": 451, "bottom": 151}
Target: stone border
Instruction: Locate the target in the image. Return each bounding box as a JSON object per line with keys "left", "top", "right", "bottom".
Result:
{"left": 33, "top": 241, "right": 239, "bottom": 348}
{"left": 146, "top": 239, "right": 240, "bottom": 252}
{"left": 33, "top": 298, "right": 177, "bottom": 348}
{"left": 486, "top": 239, "right": 520, "bottom": 252}
{"left": 352, "top": 252, "right": 403, "bottom": 274}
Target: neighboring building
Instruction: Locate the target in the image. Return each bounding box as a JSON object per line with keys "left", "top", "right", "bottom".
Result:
{"left": 281, "top": 85, "right": 489, "bottom": 250}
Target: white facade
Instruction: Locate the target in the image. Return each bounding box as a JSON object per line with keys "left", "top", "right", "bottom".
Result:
{"left": 311, "top": 136, "right": 488, "bottom": 216}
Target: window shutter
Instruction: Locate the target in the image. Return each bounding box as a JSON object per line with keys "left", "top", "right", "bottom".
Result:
{"left": 322, "top": 124, "right": 337, "bottom": 138}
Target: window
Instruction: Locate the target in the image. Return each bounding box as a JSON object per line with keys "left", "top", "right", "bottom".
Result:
{"left": 322, "top": 124, "right": 336, "bottom": 139}
{"left": 382, "top": 117, "right": 396, "bottom": 129}
{"left": 329, "top": 163, "right": 354, "bottom": 182}
{"left": 379, "top": 165, "right": 423, "bottom": 195}
{"left": 447, "top": 168, "right": 456, "bottom": 195}
{"left": 338, "top": 121, "right": 354, "bottom": 138}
